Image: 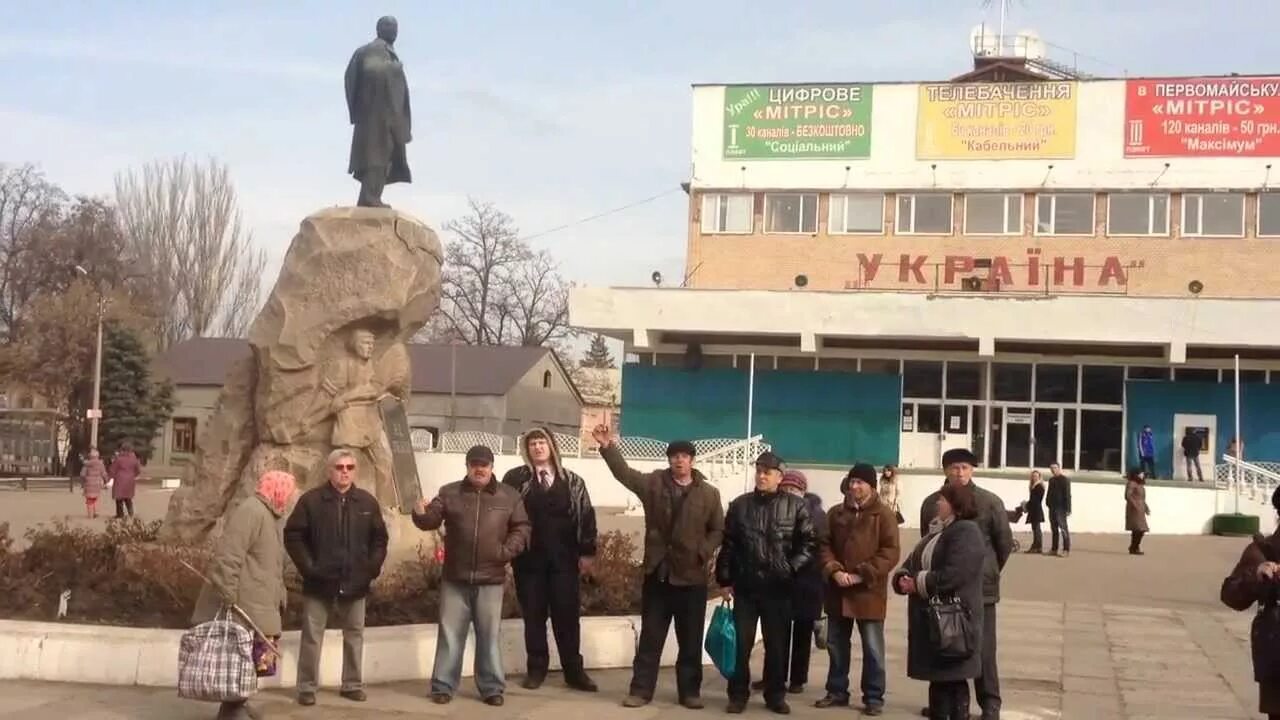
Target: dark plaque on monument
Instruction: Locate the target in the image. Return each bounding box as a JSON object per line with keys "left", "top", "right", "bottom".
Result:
{"left": 379, "top": 395, "right": 422, "bottom": 514}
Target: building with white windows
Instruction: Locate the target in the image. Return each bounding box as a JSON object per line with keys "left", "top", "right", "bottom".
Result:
{"left": 570, "top": 37, "right": 1280, "bottom": 478}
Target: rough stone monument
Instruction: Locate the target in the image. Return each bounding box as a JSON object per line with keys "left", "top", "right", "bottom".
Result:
{"left": 160, "top": 207, "right": 442, "bottom": 544}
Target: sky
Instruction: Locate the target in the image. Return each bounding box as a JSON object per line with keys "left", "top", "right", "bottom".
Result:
{"left": 1, "top": 0, "right": 1277, "bottom": 294}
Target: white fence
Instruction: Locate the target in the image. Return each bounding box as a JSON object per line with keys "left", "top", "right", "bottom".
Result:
{"left": 1216, "top": 456, "right": 1280, "bottom": 502}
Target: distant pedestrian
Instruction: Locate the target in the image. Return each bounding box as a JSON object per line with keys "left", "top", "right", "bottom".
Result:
{"left": 191, "top": 471, "right": 298, "bottom": 720}
{"left": 1182, "top": 428, "right": 1205, "bottom": 482}
{"left": 895, "top": 482, "right": 987, "bottom": 720}
{"left": 1220, "top": 486, "right": 1280, "bottom": 720}
{"left": 108, "top": 443, "right": 142, "bottom": 519}
{"left": 816, "top": 463, "right": 900, "bottom": 716}
{"left": 415, "top": 445, "right": 531, "bottom": 707}
{"left": 1137, "top": 425, "right": 1157, "bottom": 479}
{"left": 1046, "top": 463, "right": 1072, "bottom": 558}
{"left": 1024, "top": 470, "right": 1045, "bottom": 554}
{"left": 1125, "top": 469, "right": 1150, "bottom": 555}
{"left": 880, "top": 465, "right": 903, "bottom": 524}
{"left": 80, "top": 449, "right": 107, "bottom": 519}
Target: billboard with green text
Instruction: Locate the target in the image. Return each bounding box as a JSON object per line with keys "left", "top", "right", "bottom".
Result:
{"left": 723, "top": 84, "right": 873, "bottom": 160}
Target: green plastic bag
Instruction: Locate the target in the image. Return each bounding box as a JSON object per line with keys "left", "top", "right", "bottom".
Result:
{"left": 704, "top": 599, "right": 737, "bottom": 679}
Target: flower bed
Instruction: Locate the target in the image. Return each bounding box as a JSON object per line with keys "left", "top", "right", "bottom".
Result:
{"left": 0, "top": 519, "right": 664, "bottom": 629}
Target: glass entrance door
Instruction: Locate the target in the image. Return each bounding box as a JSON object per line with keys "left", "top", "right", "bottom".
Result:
{"left": 1004, "top": 406, "right": 1032, "bottom": 467}
{"left": 1033, "top": 408, "right": 1061, "bottom": 468}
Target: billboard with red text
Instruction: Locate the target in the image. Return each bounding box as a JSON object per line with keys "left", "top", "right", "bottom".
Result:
{"left": 1124, "top": 76, "right": 1280, "bottom": 157}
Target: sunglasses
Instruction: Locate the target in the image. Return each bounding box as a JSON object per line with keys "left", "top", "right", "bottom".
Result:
{"left": 335, "top": 463, "right": 356, "bottom": 471}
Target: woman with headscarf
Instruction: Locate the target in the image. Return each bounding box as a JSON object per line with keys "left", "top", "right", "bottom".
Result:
{"left": 1221, "top": 486, "right": 1280, "bottom": 720}
{"left": 1124, "top": 468, "right": 1151, "bottom": 555}
{"left": 80, "top": 449, "right": 108, "bottom": 519}
{"left": 190, "top": 471, "right": 298, "bottom": 720}
{"left": 893, "top": 482, "right": 986, "bottom": 720}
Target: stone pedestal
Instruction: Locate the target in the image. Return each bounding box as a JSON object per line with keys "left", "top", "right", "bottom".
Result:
{"left": 160, "top": 207, "right": 443, "bottom": 545}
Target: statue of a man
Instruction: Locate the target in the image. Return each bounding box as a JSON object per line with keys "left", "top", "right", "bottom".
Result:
{"left": 321, "top": 327, "right": 398, "bottom": 506}
{"left": 345, "top": 15, "right": 412, "bottom": 208}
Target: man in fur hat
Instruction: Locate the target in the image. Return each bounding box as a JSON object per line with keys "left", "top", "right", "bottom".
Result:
{"left": 501, "top": 427, "right": 599, "bottom": 692}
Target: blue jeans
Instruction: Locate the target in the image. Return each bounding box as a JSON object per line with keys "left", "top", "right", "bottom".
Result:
{"left": 431, "top": 581, "right": 506, "bottom": 699}
{"left": 824, "top": 616, "right": 886, "bottom": 708}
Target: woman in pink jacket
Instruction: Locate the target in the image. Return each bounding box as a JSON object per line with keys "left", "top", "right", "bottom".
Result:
{"left": 108, "top": 444, "right": 143, "bottom": 519}
{"left": 80, "top": 449, "right": 108, "bottom": 519}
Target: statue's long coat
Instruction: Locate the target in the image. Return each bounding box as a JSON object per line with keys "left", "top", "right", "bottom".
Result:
{"left": 345, "top": 38, "right": 412, "bottom": 183}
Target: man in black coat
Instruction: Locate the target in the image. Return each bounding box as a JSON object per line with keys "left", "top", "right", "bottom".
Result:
{"left": 501, "top": 427, "right": 598, "bottom": 692}
{"left": 1046, "top": 462, "right": 1072, "bottom": 557}
{"left": 919, "top": 448, "right": 1013, "bottom": 720}
{"left": 285, "top": 449, "right": 390, "bottom": 706}
{"left": 717, "top": 451, "right": 818, "bottom": 715}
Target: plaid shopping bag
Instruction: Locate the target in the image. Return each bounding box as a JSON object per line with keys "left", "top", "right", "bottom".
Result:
{"left": 177, "top": 610, "right": 258, "bottom": 702}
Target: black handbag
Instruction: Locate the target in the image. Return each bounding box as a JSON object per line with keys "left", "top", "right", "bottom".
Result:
{"left": 927, "top": 595, "right": 974, "bottom": 661}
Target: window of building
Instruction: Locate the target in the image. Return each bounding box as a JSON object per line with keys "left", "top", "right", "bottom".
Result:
{"left": 1259, "top": 193, "right": 1280, "bottom": 237}
{"left": 1107, "top": 193, "right": 1169, "bottom": 236}
{"left": 764, "top": 193, "right": 818, "bottom": 234}
{"left": 818, "top": 357, "right": 859, "bottom": 372}
{"left": 699, "top": 354, "right": 734, "bottom": 369}
{"left": 859, "top": 358, "right": 900, "bottom": 375}
{"left": 172, "top": 418, "right": 197, "bottom": 454}
{"left": 1035, "top": 193, "right": 1095, "bottom": 235}
{"left": 776, "top": 355, "right": 816, "bottom": 371}
{"left": 896, "top": 194, "right": 953, "bottom": 234}
{"left": 828, "top": 193, "right": 884, "bottom": 234}
{"left": 699, "top": 193, "right": 753, "bottom": 234}
{"left": 945, "top": 362, "right": 983, "bottom": 400}
{"left": 916, "top": 403, "right": 942, "bottom": 433}
{"left": 964, "top": 193, "right": 1022, "bottom": 235}
{"left": 1081, "top": 365, "right": 1124, "bottom": 404}
{"left": 1222, "top": 369, "right": 1267, "bottom": 384}
{"left": 1079, "top": 410, "right": 1123, "bottom": 472}
{"left": 18, "top": 395, "right": 33, "bottom": 409}
{"left": 992, "top": 363, "right": 1032, "bottom": 401}
{"left": 542, "top": 370, "right": 553, "bottom": 388}
{"left": 1174, "top": 367, "right": 1218, "bottom": 383}
{"left": 1035, "top": 364, "right": 1079, "bottom": 403}
{"left": 1182, "top": 193, "right": 1245, "bottom": 237}
{"left": 903, "top": 361, "right": 943, "bottom": 398}
{"left": 1127, "top": 366, "right": 1169, "bottom": 380}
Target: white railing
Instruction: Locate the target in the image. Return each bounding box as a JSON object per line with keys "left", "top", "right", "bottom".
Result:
{"left": 437, "top": 431, "right": 504, "bottom": 454}
{"left": 1216, "top": 455, "right": 1280, "bottom": 500}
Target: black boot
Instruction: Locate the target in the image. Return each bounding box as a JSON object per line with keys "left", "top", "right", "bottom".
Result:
{"left": 565, "top": 667, "right": 598, "bottom": 692}
{"left": 521, "top": 660, "right": 547, "bottom": 690}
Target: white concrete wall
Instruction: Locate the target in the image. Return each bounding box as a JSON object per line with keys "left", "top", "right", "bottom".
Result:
{"left": 0, "top": 601, "right": 736, "bottom": 688}
{"left": 693, "top": 81, "right": 1271, "bottom": 191}
{"left": 415, "top": 451, "right": 1273, "bottom": 535}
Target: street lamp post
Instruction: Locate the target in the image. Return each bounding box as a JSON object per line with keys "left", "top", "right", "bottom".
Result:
{"left": 74, "top": 266, "right": 105, "bottom": 449}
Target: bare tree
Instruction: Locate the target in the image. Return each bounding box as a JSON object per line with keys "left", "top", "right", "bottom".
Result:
{"left": 0, "top": 164, "right": 66, "bottom": 342}
{"left": 431, "top": 198, "right": 575, "bottom": 348}
{"left": 114, "top": 156, "right": 266, "bottom": 349}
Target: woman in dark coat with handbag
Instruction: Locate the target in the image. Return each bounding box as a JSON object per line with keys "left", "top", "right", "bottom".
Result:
{"left": 1221, "top": 486, "right": 1280, "bottom": 719}
{"left": 893, "top": 482, "right": 986, "bottom": 720}
{"left": 1025, "top": 470, "right": 1046, "bottom": 553}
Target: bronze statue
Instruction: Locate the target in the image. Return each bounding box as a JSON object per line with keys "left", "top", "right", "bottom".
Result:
{"left": 345, "top": 16, "right": 412, "bottom": 208}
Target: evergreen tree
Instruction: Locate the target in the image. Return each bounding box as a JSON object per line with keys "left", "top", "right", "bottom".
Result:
{"left": 98, "top": 322, "right": 175, "bottom": 461}
{"left": 580, "top": 334, "right": 616, "bottom": 369}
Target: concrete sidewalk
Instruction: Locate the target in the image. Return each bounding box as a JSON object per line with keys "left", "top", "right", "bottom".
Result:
{"left": 0, "top": 598, "right": 1260, "bottom": 719}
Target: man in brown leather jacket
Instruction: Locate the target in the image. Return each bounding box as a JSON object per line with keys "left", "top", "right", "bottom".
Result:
{"left": 413, "top": 445, "right": 531, "bottom": 707}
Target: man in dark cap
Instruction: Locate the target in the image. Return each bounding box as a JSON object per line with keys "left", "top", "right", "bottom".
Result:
{"left": 412, "top": 444, "right": 531, "bottom": 707}
{"left": 593, "top": 425, "right": 724, "bottom": 710}
{"left": 815, "top": 463, "right": 900, "bottom": 716}
{"left": 918, "top": 448, "right": 1013, "bottom": 720}
{"left": 718, "top": 451, "right": 817, "bottom": 715}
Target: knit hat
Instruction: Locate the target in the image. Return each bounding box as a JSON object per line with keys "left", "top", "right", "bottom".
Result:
{"left": 780, "top": 469, "right": 808, "bottom": 492}
{"left": 841, "top": 463, "right": 877, "bottom": 494}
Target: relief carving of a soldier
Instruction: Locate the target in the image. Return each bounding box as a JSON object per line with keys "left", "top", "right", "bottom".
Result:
{"left": 321, "top": 327, "right": 403, "bottom": 507}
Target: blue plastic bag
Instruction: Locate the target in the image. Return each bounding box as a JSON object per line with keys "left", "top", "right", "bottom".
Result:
{"left": 704, "top": 599, "right": 737, "bottom": 679}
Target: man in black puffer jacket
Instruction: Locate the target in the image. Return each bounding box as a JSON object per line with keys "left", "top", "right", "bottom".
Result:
{"left": 717, "top": 451, "right": 818, "bottom": 715}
